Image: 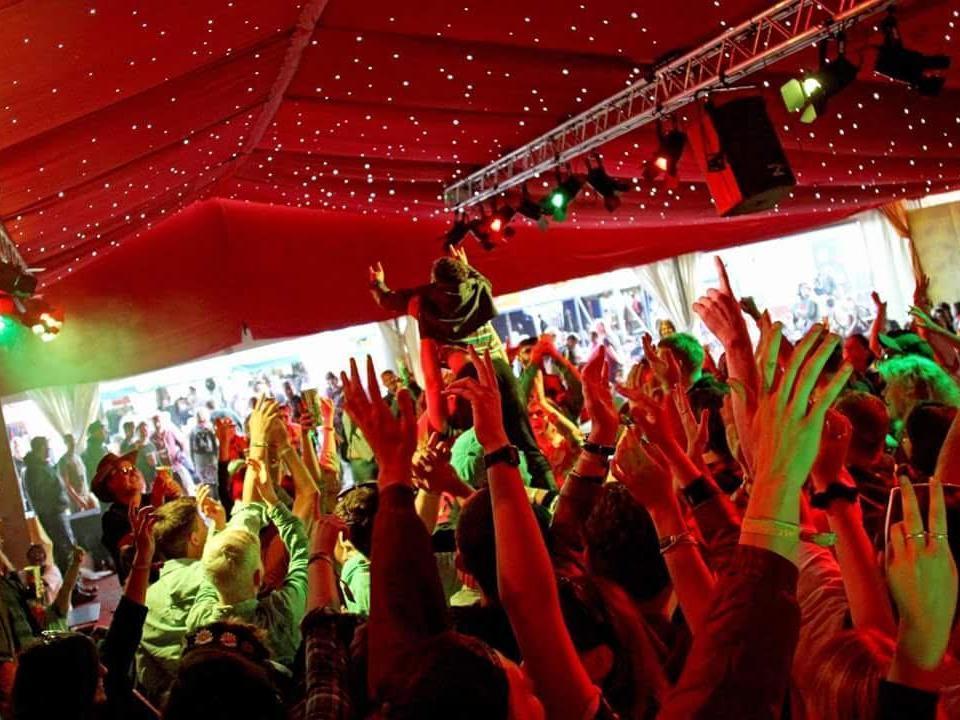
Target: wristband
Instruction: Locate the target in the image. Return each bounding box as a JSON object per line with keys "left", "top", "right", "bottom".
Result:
{"left": 250, "top": 442, "right": 269, "bottom": 449}
{"left": 658, "top": 531, "right": 698, "bottom": 555}
{"left": 810, "top": 482, "right": 859, "bottom": 510}
{"left": 741, "top": 517, "right": 836, "bottom": 547}
{"left": 582, "top": 441, "right": 616, "bottom": 458}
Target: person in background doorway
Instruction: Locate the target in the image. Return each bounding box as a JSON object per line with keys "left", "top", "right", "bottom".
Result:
{"left": 22, "top": 437, "right": 75, "bottom": 575}
{"left": 188, "top": 409, "right": 218, "bottom": 489}
{"left": 57, "top": 434, "right": 95, "bottom": 513}
{"left": 81, "top": 421, "right": 108, "bottom": 487}
{"left": 119, "top": 420, "right": 138, "bottom": 454}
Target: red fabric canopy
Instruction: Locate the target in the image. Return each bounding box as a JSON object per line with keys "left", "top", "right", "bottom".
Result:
{"left": 0, "top": 0, "right": 958, "bottom": 392}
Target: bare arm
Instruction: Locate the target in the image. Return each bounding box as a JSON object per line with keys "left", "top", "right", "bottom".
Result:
{"left": 52, "top": 547, "right": 85, "bottom": 618}
{"left": 447, "top": 349, "right": 597, "bottom": 720}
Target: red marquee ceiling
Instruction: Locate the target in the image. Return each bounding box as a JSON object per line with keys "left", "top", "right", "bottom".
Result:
{"left": 0, "top": 0, "right": 957, "bottom": 391}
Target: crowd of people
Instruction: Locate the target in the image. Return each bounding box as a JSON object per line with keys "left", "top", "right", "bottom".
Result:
{"left": 4, "top": 245, "right": 960, "bottom": 719}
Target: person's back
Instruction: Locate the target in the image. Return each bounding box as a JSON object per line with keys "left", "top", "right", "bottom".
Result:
{"left": 138, "top": 498, "right": 211, "bottom": 703}
{"left": 186, "top": 497, "right": 307, "bottom": 666}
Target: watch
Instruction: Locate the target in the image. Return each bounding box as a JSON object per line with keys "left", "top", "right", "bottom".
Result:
{"left": 484, "top": 445, "right": 521, "bottom": 469}
{"left": 582, "top": 441, "right": 616, "bottom": 458}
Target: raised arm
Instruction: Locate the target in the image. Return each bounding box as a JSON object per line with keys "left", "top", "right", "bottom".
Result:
{"left": 882, "top": 474, "right": 957, "bottom": 715}
{"left": 341, "top": 357, "right": 449, "bottom": 699}
{"left": 618, "top": 393, "right": 716, "bottom": 635}
{"left": 810, "top": 411, "right": 896, "bottom": 635}
{"left": 869, "top": 291, "right": 888, "bottom": 358}
{"left": 368, "top": 261, "right": 415, "bottom": 313}
{"left": 446, "top": 347, "right": 598, "bottom": 720}
{"left": 549, "top": 350, "right": 618, "bottom": 574}
{"left": 662, "top": 322, "right": 852, "bottom": 718}
{"left": 693, "top": 257, "right": 762, "bottom": 468}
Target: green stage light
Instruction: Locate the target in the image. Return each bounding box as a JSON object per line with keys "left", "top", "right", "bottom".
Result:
{"left": 543, "top": 174, "right": 583, "bottom": 222}
{"left": 781, "top": 39, "right": 858, "bottom": 124}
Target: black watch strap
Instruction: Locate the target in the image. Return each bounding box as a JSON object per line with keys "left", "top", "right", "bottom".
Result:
{"left": 680, "top": 476, "right": 716, "bottom": 508}
{"left": 582, "top": 441, "right": 616, "bottom": 458}
{"left": 810, "top": 483, "right": 859, "bottom": 509}
{"left": 484, "top": 445, "right": 521, "bottom": 469}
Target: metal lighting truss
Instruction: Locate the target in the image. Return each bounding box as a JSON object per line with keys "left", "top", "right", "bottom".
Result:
{"left": 444, "top": 0, "right": 895, "bottom": 210}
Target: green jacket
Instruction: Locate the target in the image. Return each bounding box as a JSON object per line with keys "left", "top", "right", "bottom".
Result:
{"left": 138, "top": 503, "right": 266, "bottom": 701}
{"left": 186, "top": 503, "right": 308, "bottom": 666}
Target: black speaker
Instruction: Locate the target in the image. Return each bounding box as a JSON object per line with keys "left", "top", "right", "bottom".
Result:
{"left": 689, "top": 96, "right": 796, "bottom": 217}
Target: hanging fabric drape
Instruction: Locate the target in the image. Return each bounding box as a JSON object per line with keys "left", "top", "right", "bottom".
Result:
{"left": 879, "top": 200, "right": 925, "bottom": 280}
{"left": 857, "top": 210, "right": 917, "bottom": 324}
{"left": 26, "top": 383, "right": 101, "bottom": 444}
{"left": 634, "top": 253, "right": 701, "bottom": 333}
{"left": 377, "top": 318, "right": 424, "bottom": 387}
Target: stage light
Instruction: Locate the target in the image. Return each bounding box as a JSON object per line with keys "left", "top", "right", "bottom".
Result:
{"left": 543, "top": 171, "right": 583, "bottom": 222}
{"left": 875, "top": 10, "right": 950, "bottom": 96}
{"left": 470, "top": 204, "right": 516, "bottom": 250}
{"left": 781, "top": 37, "right": 858, "bottom": 124}
{"left": 586, "top": 155, "right": 630, "bottom": 212}
{"left": 0, "top": 262, "right": 37, "bottom": 298}
{"left": 516, "top": 184, "right": 549, "bottom": 231}
{"left": 643, "top": 121, "right": 687, "bottom": 187}
{"left": 444, "top": 211, "right": 471, "bottom": 248}
{"left": 19, "top": 298, "right": 63, "bottom": 342}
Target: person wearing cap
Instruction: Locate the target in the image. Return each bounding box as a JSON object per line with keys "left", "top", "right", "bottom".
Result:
{"left": 81, "top": 421, "right": 109, "bottom": 487}
{"left": 91, "top": 451, "right": 180, "bottom": 582}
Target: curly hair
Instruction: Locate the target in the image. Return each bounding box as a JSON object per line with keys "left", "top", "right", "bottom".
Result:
{"left": 333, "top": 484, "right": 379, "bottom": 559}
{"left": 878, "top": 354, "right": 960, "bottom": 420}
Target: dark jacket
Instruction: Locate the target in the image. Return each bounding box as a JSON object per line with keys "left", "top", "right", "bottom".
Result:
{"left": 23, "top": 451, "right": 68, "bottom": 516}
{"left": 370, "top": 266, "right": 496, "bottom": 343}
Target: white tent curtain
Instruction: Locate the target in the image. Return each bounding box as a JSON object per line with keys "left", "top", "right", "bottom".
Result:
{"left": 634, "top": 253, "right": 701, "bottom": 332}
{"left": 858, "top": 209, "right": 917, "bottom": 325}
{"left": 26, "top": 382, "right": 101, "bottom": 443}
{"left": 377, "top": 318, "right": 425, "bottom": 387}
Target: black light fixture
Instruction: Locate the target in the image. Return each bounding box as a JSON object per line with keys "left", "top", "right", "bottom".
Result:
{"left": 469, "top": 202, "right": 515, "bottom": 250}
{"left": 443, "top": 210, "right": 471, "bottom": 248}
{"left": 875, "top": 9, "right": 950, "bottom": 96}
{"left": 586, "top": 154, "right": 630, "bottom": 212}
{"left": 643, "top": 119, "right": 687, "bottom": 187}
{"left": 517, "top": 183, "right": 550, "bottom": 231}
{"left": 780, "top": 35, "right": 859, "bottom": 123}
{"left": 0, "top": 262, "right": 37, "bottom": 298}
{"left": 543, "top": 167, "right": 584, "bottom": 222}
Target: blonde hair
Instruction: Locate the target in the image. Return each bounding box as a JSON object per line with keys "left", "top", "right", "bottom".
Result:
{"left": 202, "top": 529, "right": 261, "bottom": 603}
{"left": 797, "top": 628, "right": 893, "bottom": 720}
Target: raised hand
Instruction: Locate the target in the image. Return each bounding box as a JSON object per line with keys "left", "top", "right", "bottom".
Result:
{"left": 448, "top": 245, "right": 469, "bottom": 266}
{"left": 341, "top": 356, "right": 417, "bottom": 485}
{"left": 245, "top": 457, "right": 280, "bottom": 508}
{"left": 311, "top": 501, "right": 348, "bottom": 556}
{"left": 70, "top": 546, "right": 86, "bottom": 568}
{"left": 750, "top": 325, "right": 852, "bottom": 492}
{"left": 369, "top": 261, "right": 385, "bottom": 285}
{"left": 196, "top": 484, "right": 226, "bottom": 530}
{"left": 612, "top": 429, "right": 674, "bottom": 512}
{"left": 444, "top": 347, "right": 508, "bottom": 453}
{"left": 318, "top": 396, "right": 336, "bottom": 429}
{"left": 913, "top": 273, "right": 932, "bottom": 312}
{"left": 888, "top": 475, "right": 958, "bottom": 673}
{"left": 581, "top": 349, "right": 619, "bottom": 445}
{"left": 248, "top": 396, "right": 281, "bottom": 447}
{"left": 214, "top": 417, "right": 236, "bottom": 446}
{"left": 132, "top": 505, "right": 158, "bottom": 564}
{"left": 413, "top": 433, "right": 471, "bottom": 498}
{"left": 811, "top": 409, "right": 853, "bottom": 492}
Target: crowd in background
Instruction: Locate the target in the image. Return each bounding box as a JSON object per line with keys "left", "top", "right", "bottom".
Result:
{"left": 2, "top": 246, "right": 960, "bottom": 719}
